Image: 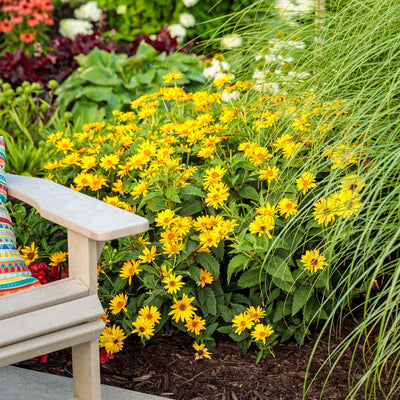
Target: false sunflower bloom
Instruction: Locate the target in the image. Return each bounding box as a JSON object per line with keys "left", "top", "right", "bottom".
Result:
{"left": 251, "top": 323, "right": 274, "bottom": 344}
{"left": 246, "top": 306, "right": 266, "bottom": 323}
{"left": 169, "top": 293, "right": 197, "bottom": 322}
{"left": 20, "top": 242, "right": 39, "bottom": 266}
{"left": 119, "top": 260, "right": 142, "bottom": 285}
{"left": 185, "top": 315, "right": 206, "bottom": 335}
{"left": 138, "top": 305, "right": 161, "bottom": 325}
{"left": 109, "top": 294, "right": 128, "bottom": 315}
{"left": 99, "top": 325, "right": 125, "bottom": 354}
{"left": 193, "top": 342, "right": 212, "bottom": 360}
{"left": 232, "top": 312, "right": 254, "bottom": 335}
{"left": 196, "top": 268, "right": 214, "bottom": 288}
{"left": 301, "top": 249, "right": 327, "bottom": 273}
{"left": 49, "top": 251, "right": 67, "bottom": 267}
{"left": 162, "top": 273, "right": 185, "bottom": 294}
{"left": 296, "top": 172, "right": 317, "bottom": 194}
{"left": 278, "top": 198, "right": 298, "bottom": 218}
{"left": 132, "top": 316, "right": 155, "bottom": 340}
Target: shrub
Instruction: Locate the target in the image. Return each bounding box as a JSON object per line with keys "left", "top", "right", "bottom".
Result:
{"left": 43, "top": 74, "right": 367, "bottom": 360}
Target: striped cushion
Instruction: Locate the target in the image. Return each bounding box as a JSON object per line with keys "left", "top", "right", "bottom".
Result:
{"left": 0, "top": 136, "right": 40, "bottom": 296}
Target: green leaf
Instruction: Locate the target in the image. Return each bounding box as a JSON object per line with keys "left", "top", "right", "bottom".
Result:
{"left": 197, "top": 287, "right": 217, "bottom": 316}
{"left": 113, "top": 277, "right": 127, "bottom": 293}
{"left": 143, "top": 273, "right": 157, "bottom": 289}
{"left": 217, "top": 325, "right": 233, "bottom": 334}
{"left": 179, "top": 199, "right": 204, "bottom": 216}
{"left": 195, "top": 252, "right": 220, "bottom": 280}
{"left": 136, "top": 70, "right": 156, "bottom": 85}
{"left": 180, "top": 186, "right": 204, "bottom": 197}
{"left": 227, "top": 254, "right": 249, "bottom": 283}
{"left": 239, "top": 185, "right": 260, "bottom": 201}
{"left": 264, "top": 256, "right": 294, "bottom": 283}
{"left": 133, "top": 42, "right": 158, "bottom": 61}
{"left": 79, "top": 66, "right": 119, "bottom": 85}
{"left": 164, "top": 187, "right": 181, "bottom": 203}
{"left": 238, "top": 268, "right": 262, "bottom": 289}
{"left": 292, "top": 286, "right": 313, "bottom": 315}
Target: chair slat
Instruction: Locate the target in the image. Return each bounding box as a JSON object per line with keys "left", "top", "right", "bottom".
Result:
{"left": 0, "top": 278, "right": 88, "bottom": 320}
{"left": 0, "top": 295, "right": 104, "bottom": 348}
{"left": 0, "top": 319, "right": 104, "bottom": 367}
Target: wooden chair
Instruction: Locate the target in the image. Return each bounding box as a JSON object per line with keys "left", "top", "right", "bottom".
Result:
{"left": 0, "top": 174, "right": 149, "bottom": 400}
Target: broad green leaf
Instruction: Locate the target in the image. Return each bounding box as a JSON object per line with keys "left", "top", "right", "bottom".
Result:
{"left": 79, "top": 66, "right": 119, "bottom": 85}
{"left": 227, "top": 254, "right": 249, "bottom": 283}
{"left": 195, "top": 252, "right": 220, "bottom": 280}
{"left": 134, "top": 42, "right": 158, "bottom": 60}
{"left": 239, "top": 185, "right": 260, "bottom": 201}
{"left": 164, "top": 187, "right": 181, "bottom": 203}
{"left": 292, "top": 286, "right": 313, "bottom": 315}
{"left": 197, "top": 287, "right": 217, "bottom": 316}
{"left": 136, "top": 69, "right": 156, "bottom": 85}
{"left": 265, "top": 256, "right": 294, "bottom": 283}
{"left": 237, "top": 268, "right": 262, "bottom": 289}
{"left": 113, "top": 277, "right": 127, "bottom": 293}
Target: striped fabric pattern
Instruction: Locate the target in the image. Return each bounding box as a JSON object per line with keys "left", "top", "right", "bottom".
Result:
{"left": 0, "top": 136, "right": 40, "bottom": 296}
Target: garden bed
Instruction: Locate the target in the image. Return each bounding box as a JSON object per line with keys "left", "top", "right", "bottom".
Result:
{"left": 17, "top": 316, "right": 392, "bottom": 400}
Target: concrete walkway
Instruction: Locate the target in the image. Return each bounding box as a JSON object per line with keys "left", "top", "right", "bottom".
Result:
{"left": 0, "top": 366, "right": 169, "bottom": 400}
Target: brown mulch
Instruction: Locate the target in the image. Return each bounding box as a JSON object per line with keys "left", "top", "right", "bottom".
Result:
{"left": 17, "top": 318, "right": 394, "bottom": 400}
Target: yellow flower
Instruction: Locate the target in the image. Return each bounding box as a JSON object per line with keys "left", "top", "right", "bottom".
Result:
{"left": 246, "top": 306, "right": 266, "bottom": 323}
{"left": 138, "top": 305, "right": 161, "bottom": 325}
{"left": 278, "top": 198, "right": 298, "bottom": 218}
{"left": 313, "top": 197, "right": 336, "bottom": 226}
{"left": 162, "top": 241, "right": 185, "bottom": 257}
{"left": 292, "top": 116, "right": 311, "bottom": 132}
{"left": 256, "top": 203, "right": 277, "bottom": 218}
{"left": 282, "top": 141, "right": 302, "bottom": 159}
{"left": 138, "top": 106, "right": 157, "bottom": 119}
{"left": 162, "top": 272, "right": 185, "bottom": 294}
{"left": 249, "top": 215, "right": 275, "bottom": 238}
{"left": 89, "top": 174, "right": 108, "bottom": 191}
{"left": 232, "top": 312, "right": 254, "bottom": 335}
{"left": 213, "top": 75, "right": 232, "bottom": 89}
{"left": 193, "top": 342, "right": 212, "bottom": 360}
{"left": 112, "top": 179, "right": 124, "bottom": 194}
{"left": 130, "top": 94, "right": 149, "bottom": 109}
{"left": 251, "top": 323, "right": 274, "bottom": 344}
{"left": 163, "top": 71, "right": 183, "bottom": 84}
{"left": 273, "top": 133, "right": 293, "bottom": 150}
{"left": 132, "top": 316, "right": 155, "bottom": 340}
{"left": 99, "top": 325, "right": 125, "bottom": 354}
{"left": 205, "top": 182, "right": 229, "bottom": 209}
{"left": 171, "top": 216, "right": 192, "bottom": 236}
{"left": 301, "top": 249, "right": 327, "bottom": 273}
{"left": 73, "top": 172, "right": 93, "bottom": 190}
{"left": 196, "top": 268, "right": 214, "bottom": 287}
{"left": 203, "top": 165, "right": 227, "bottom": 188}
{"left": 219, "top": 108, "right": 236, "bottom": 124}
{"left": 20, "top": 242, "right": 38, "bottom": 266}
{"left": 197, "top": 145, "right": 215, "bottom": 159}
{"left": 80, "top": 155, "right": 97, "bottom": 171}
{"left": 49, "top": 251, "right": 67, "bottom": 267}
{"left": 119, "top": 260, "right": 142, "bottom": 284}
{"left": 198, "top": 229, "right": 220, "bottom": 249}
{"left": 185, "top": 315, "right": 206, "bottom": 335}
{"left": 258, "top": 166, "right": 280, "bottom": 183}
{"left": 62, "top": 152, "right": 81, "bottom": 166}
{"left": 109, "top": 294, "right": 128, "bottom": 315}
{"left": 296, "top": 172, "right": 317, "bottom": 194}
{"left": 100, "top": 154, "right": 120, "bottom": 171}
{"left": 139, "top": 246, "right": 157, "bottom": 264}
{"left": 155, "top": 209, "right": 176, "bottom": 228}
{"left": 55, "top": 137, "right": 74, "bottom": 153}
{"left": 131, "top": 181, "right": 149, "bottom": 199}
{"left": 169, "top": 293, "right": 197, "bottom": 322}
{"left": 47, "top": 131, "right": 63, "bottom": 143}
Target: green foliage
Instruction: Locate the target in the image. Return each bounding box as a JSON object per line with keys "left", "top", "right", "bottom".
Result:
{"left": 43, "top": 71, "right": 368, "bottom": 356}
{"left": 55, "top": 44, "right": 205, "bottom": 129}
{"left": 0, "top": 80, "right": 59, "bottom": 176}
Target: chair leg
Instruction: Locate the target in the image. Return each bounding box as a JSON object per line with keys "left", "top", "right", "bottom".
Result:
{"left": 72, "top": 340, "right": 101, "bottom": 400}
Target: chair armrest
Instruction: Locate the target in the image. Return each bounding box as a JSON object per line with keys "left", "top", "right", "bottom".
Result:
{"left": 6, "top": 174, "right": 149, "bottom": 241}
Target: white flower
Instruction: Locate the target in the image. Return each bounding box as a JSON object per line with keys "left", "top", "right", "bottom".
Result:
{"left": 74, "top": 1, "right": 102, "bottom": 22}
{"left": 149, "top": 34, "right": 157, "bottom": 41}
{"left": 220, "top": 61, "right": 231, "bottom": 71}
{"left": 221, "top": 34, "right": 243, "bottom": 49}
{"left": 59, "top": 19, "right": 93, "bottom": 40}
{"left": 179, "top": 13, "right": 195, "bottom": 28}
{"left": 297, "top": 0, "right": 314, "bottom": 13}
{"left": 264, "top": 54, "right": 278, "bottom": 63}
{"left": 203, "top": 65, "right": 220, "bottom": 79}
{"left": 222, "top": 90, "right": 239, "bottom": 103}
{"left": 275, "top": 0, "right": 298, "bottom": 20}
{"left": 253, "top": 69, "right": 267, "bottom": 80}
{"left": 182, "top": 0, "right": 199, "bottom": 7}
{"left": 167, "top": 23, "right": 187, "bottom": 43}
{"left": 116, "top": 5, "right": 127, "bottom": 14}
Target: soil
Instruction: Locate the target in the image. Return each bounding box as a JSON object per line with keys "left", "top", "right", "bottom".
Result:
{"left": 16, "top": 317, "right": 395, "bottom": 400}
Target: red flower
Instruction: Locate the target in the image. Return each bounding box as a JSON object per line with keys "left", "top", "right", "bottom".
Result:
{"left": 0, "top": 20, "right": 13, "bottom": 33}
{"left": 20, "top": 31, "right": 36, "bottom": 43}
{"left": 100, "top": 348, "right": 115, "bottom": 364}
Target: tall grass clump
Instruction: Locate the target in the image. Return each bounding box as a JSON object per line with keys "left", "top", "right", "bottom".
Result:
{"left": 218, "top": 0, "right": 400, "bottom": 398}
